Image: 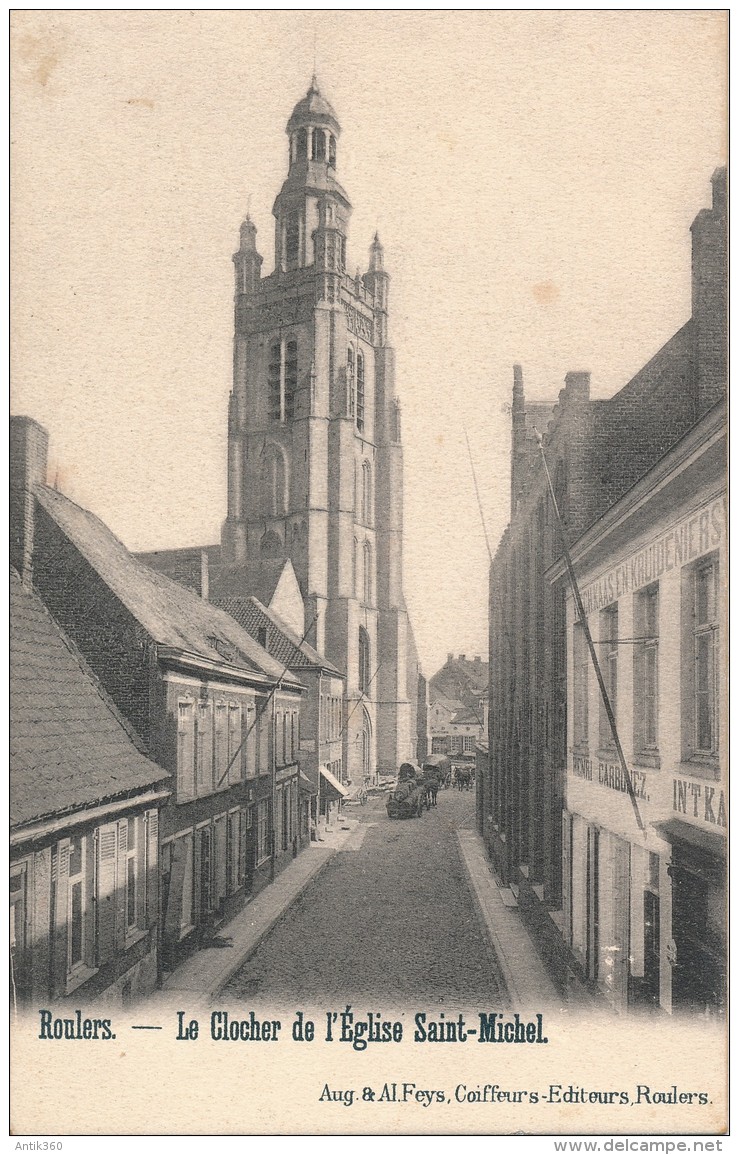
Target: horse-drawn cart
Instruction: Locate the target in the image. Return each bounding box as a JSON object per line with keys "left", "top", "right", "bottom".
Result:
{"left": 386, "top": 763, "right": 427, "bottom": 819}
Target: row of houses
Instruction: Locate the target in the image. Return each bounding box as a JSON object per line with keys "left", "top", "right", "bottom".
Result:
{"left": 10, "top": 417, "right": 349, "bottom": 1006}
{"left": 479, "top": 168, "right": 727, "bottom": 1017}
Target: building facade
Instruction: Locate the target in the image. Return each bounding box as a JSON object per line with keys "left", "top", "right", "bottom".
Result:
{"left": 220, "top": 79, "right": 419, "bottom": 783}
{"left": 213, "top": 592, "right": 348, "bottom": 836}
{"left": 481, "top": 169, "right": 726, "bottom": 990}
{"left": 10, "top": 568, "right": 170, "bottom": 1007}
{"left": 557, "top": 401, "right": 726, "bottom": 1015}
{"left": 11, "top": 417, "right": 307, "bottom": 977}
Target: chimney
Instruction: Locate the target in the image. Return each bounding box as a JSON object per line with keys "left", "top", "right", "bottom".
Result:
{"left": 691, "top": 166, "right": 727, "bottom": 414}
{"left": 459, "top": 654, "right": 466, "bottom": 662}
{"left": 10, "top": 416, "right": 49, "bottom": 585}
{"left": 199, "top": 549, "right": 210, "bottom": 602}
{"left": 447, "top": 652, "right": 453, "bottom": 663}
{"left": 474, "top": 655, "right": 481, "bottom": 665}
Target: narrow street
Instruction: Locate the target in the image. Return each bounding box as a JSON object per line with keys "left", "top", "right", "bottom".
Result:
{"left": 222, "top": 786, "right": 506, "bottom": 1006}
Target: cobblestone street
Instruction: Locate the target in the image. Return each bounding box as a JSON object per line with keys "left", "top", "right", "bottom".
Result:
{"left": 222, "top": 787, "right": 505, "bottom": 1007}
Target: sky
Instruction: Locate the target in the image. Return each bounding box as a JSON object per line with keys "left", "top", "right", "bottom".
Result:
{"left": 11, "top": 11, "right": 726, "bottom": 677}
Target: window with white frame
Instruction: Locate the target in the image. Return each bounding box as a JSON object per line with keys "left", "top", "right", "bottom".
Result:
{"left": 634, "top": 584, "right": 659, "bottom": 755}
{"left": 68, "top": 835, "right": 88, "bottom": 973}
{"left": 599, "top": 604, "right": 618, "bottom": 749}
{"left": 228, "top": 703, "right": 241, "bottom": 784}
{"left": 573, "top": 619, "right": 589, "bottom": 749}
{"left": 196, "top": 701, "right": 212, "bottom": 793}
{"left": 214, "top": 703, "right": 227, "bottom": 787}
{"left": 177, "top": 701, "right": 195, "bottom": 799}
{"left": 691, "top": 555, "right": 719, "bottom": 757}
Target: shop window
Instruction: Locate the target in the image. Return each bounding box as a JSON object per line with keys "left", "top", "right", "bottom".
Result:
{"left": 634, "top": 584, "right": 659, "bottom": 755}
{"left": 598, "top": 605, "right": 618, "bottom": 749}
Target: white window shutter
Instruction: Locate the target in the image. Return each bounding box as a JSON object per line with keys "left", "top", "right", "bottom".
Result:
{"left": 96, "top": 823, "right": 118, "bottom": 966}
{"left": 52, "top": 839, "right": 71, "bottom": 995}
{"left": 115, "top": 819, "right": 128, "bottom": 948}
{"left": 146, "top": 809, "right": 159, "bottom": 927}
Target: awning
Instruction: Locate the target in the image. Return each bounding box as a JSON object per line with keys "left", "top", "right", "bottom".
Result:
{"left": 298, "top": 771, "right": 317, "bottom": 795}
{"left": 320, "top": 766, "right": 348, "bottom": 798}
{"left": 653, "top": 819, "right": 726, "bottom": 885}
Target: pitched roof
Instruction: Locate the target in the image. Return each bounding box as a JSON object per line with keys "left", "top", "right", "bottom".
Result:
{"left": 451, "top": 707, "right": 483, "bottom": 726}
{"left": 211, "top": 558, "right": 295, "bottom": 606}
{"left": 213, "top": 595, "right": 344, "bottom": 677}
{"left": 10, "top": 569, "right": 169, "bottom": 829}
{"left": 34, "top": 486, "right": 300, "bottom": 688}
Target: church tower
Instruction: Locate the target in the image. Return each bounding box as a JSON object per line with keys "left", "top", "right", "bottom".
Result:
{"left": 222, "top": 79, "right": 416, "bottom": 783}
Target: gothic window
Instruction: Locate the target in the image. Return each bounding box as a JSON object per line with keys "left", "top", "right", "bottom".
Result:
{"left": 338, "top": 235, "right": 346, "bottom": 271}
{"left": 362, "top": 461, "right": 372, "bottom": 525}
{"left": 263, "top": 446, "right": 287, "bottom": 515}
{"left": 358, "top": 627, "right": 371, "bottom": 694}
{"left": 297, "top": 128, "right": 308, "bottom": 159}
{"left": 268, "top": 344, "right": 281, "bottom": 421}
{"left": 363, "top": 540, "right": 372, "bottom": 605}
{"left": 260, "top": 530, "right": 281, "bottom": 558}
{"left": 352, "top": 537, "right": 358, "bottom": 596}
{"left": 356, "top": 352, "right": 365, "bottom": 433}
{"left": 285, "top": 340, "right": 298, "bottom": 419}
{"left": 347, "top": 346, "right": 355, "bottom": 416}
{"left": 286, "top": 214, "right": 300, "bottom": 268}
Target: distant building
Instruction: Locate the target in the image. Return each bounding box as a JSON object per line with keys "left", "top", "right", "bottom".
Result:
{"left": 482, "top": 168, "right": 726, "bottom": 995}
{"left": 429, "top": 654, "right": 488, "bottom": 712}
{"left": 211, "top": 591, "right": 346, "bottom": 837}
{"left": 10, "top": 417, "right": 307, "bottom": 977}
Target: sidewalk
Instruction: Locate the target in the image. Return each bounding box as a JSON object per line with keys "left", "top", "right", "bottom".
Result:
{"left": 149, "top": 816, "right": 361, "bottom": 1007}
{"left": 456, "top": 828, "right": 561, "bottom": 1010}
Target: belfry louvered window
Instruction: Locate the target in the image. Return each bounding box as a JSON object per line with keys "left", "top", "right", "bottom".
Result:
{"left": 356, "top": 352, "right": 365, "bottom": 433}
{"left": 285, "top": 340, "right": 298, "bottom": 419}
{"left": 268, "top": 344, "right": 281, "bottom": 421}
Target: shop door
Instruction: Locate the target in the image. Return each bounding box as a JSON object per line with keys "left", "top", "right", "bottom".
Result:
{"left": 643, "top": 890, "right": 660, "bottom": 1006}
{"left": 611, "top": 837, "right": 631, "bottom": 1011}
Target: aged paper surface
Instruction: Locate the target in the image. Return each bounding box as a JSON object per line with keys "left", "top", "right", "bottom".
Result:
{"left": 10, "top": 10, "right": 727, "bottom": 1139}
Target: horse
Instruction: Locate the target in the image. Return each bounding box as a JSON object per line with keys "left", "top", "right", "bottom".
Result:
{"left": 455, "top": 765, "right": 473, "bottom": 791}
{"left": 421, "top": 765, "right": 442, "bottom": 808}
